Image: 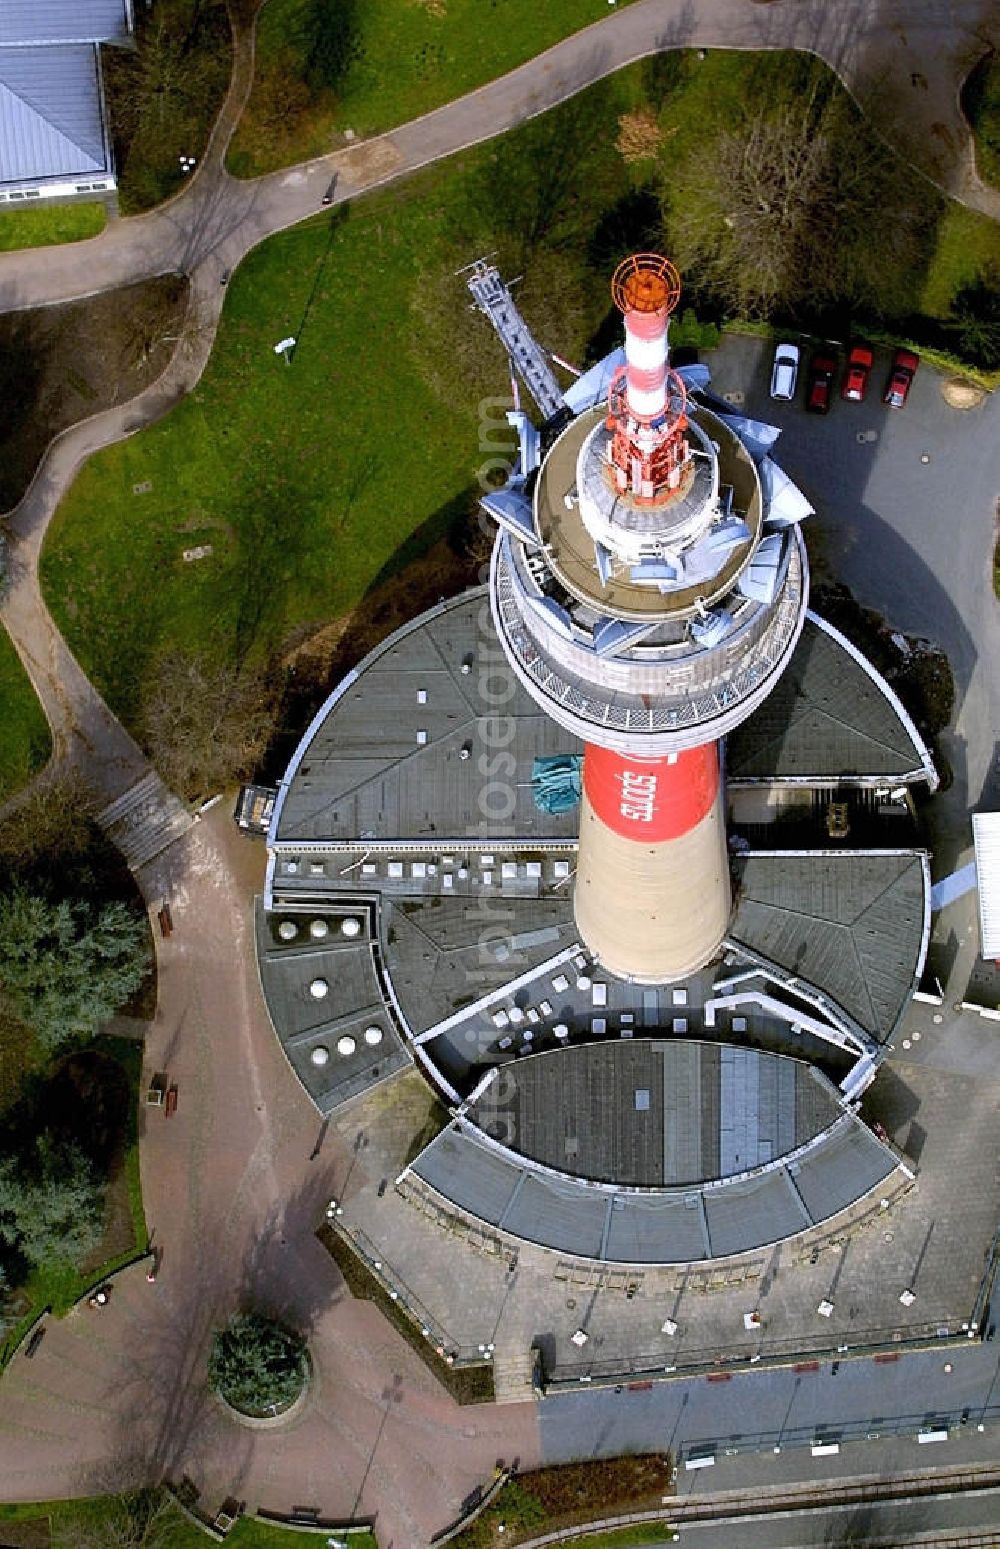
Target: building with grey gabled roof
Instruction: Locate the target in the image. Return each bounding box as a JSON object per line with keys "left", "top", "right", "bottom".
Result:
{"left": 0, "top": 0, "right": 131, "bottom": 205}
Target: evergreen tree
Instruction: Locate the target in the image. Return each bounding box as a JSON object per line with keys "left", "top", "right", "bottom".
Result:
{"left": 0, "top": 888, "right": 148, "bottom": 1054}
{"left": 0, "top": 1136, "right": 104, "bottom": 1267}
{"left": 208, "top": 1312, "right": 307, "bottom": 1413}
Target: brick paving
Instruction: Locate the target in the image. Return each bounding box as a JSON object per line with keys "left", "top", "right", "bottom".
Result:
{"left": 0, "top": 809, "right": 538, "bottom": 1545}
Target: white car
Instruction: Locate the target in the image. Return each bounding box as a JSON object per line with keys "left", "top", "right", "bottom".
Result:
{"left": 770, "top": 342, "right": 800, "bottom": 401}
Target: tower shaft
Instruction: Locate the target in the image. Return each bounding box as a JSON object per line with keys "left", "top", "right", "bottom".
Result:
{"left": 573, "top": 743, "right": 730, "bottom": 981}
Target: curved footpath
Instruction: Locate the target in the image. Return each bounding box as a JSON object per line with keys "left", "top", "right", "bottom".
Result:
{"left": 0, "top": 1, "right": 998, "bottom": 1544}
{"left": 0, "top": 0, "right": 996, "bottom": 322}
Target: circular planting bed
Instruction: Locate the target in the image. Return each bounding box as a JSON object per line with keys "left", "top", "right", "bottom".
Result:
{"left": 209, "top": 1313, "right": 311, "bottom": 1427}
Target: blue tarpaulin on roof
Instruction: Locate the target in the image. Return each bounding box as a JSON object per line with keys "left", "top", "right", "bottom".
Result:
{"left": 532, "top": 755, "right": 581, "bottom": 814}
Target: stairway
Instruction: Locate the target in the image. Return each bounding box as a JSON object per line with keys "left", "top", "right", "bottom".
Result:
{"left": 490, "top": 1346, "right": 536, "bottom": 1404}
{"left": 97, "top": 772, "right": 195, "bottom": 871}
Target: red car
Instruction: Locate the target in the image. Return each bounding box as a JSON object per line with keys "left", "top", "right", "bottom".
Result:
{"left": 883, "top": 348, "right": 919, "bottom": 408}
{"left": 805, "top": 353, "right": 837, "bottom": 414}
{"left": 841, "top": 343, "right": 873, "bottom": 401}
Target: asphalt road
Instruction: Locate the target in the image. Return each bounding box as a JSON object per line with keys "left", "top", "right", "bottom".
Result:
{"left": 668, "top": 1486, "right": 1000, "bottom": 1547}
{"left": 540, "top": 1285, "right": 1000, "bottom": 1474}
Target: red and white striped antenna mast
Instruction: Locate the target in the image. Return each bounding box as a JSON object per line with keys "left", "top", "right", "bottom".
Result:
{"left": 606, "top": 253, "right": 690, "bottom": 502}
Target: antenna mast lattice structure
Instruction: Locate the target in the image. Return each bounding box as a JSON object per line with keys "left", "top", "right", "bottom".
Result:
{"left": 479, "top": 253, "right": 810, "bottom": 981}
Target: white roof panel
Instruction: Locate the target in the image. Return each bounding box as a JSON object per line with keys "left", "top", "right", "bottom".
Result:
{"left": 0, "top": 45, "right": 108, "bottom": 183}
{"left": 0, "top": 1, "right": 130, "bottom": 46}
{"left": 972, "top": 812, "right": 1000, "bottom": 958}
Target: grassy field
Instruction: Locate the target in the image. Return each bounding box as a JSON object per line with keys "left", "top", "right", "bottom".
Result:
{"left": 0, "top": 203, "right": 106, "bottom": 253}
{"left": 0, "top": 1499, "right": 377, "bottom": 1549}
{"left": 962, "top": 50, "right": 1000, "bottom": 189}
{"left": 41, "top": 55, "right": 999, "bottom": 744}
{"left": 563, "top": 1526, "right": 677, "bottom": 1549}
{"left": 0, "top": 625, "right": 50, "bottom": 803}
{"left": 228, "top": 0, "right": 636, "bottom": 174}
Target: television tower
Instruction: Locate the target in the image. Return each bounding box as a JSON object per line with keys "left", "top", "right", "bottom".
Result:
{"left": 485, "top": 254, "right": 809, "bottom": 981}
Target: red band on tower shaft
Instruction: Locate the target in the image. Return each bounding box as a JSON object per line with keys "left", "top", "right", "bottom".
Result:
{"left": 583, "top": 743, "right": 720, "bottom": 842}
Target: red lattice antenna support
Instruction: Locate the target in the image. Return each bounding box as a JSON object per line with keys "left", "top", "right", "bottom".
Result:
{"left": 607, "top": 254, "right": 690, "bottom": 501}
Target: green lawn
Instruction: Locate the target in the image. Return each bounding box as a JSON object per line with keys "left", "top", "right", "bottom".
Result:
{"left": 0, "top": 202, "right": 106, "bottom": 253}
{"left": 919, "top": 202, "right": 1000, "bottom": 321}
{"left": 42, "top": 54, "right": 999, "bottom": 740}
{"left": 0, "top": 1500, "right": 376, "bottom": 1549}
{"left": 228, "top": 0, "right": 637, "bottom": 174}
{"left": 0, "top": 624, "right": 50, "bottom": 803}
{"left": 563, "top": 1526, "right": 677, "bottom": 1549}
{"left": 962, "top": 50, "right": 1000, "bottom": 189}
{"left": 43, "top": 62, "right": 653, "bottom": 728}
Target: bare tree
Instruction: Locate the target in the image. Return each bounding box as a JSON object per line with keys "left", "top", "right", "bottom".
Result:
{"left": 53, "top": 1488, "right": 177, "bottom": 1549}
{"left": 0, "top": 771, "right": 95, "bottom": 872}
{"left": 139, "top": 653, "right": 279, "bottom": 799}
{"left": 663, "top": 83, "right": 929, "bottom": 317}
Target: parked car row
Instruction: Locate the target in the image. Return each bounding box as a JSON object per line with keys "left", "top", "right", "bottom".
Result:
{"left": 769, "top": 342, "right": 919, "bottom": 411}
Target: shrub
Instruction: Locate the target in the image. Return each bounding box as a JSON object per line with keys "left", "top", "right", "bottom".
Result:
{"left": 208, "top": 1312, "right": 307, "bottom": 1414}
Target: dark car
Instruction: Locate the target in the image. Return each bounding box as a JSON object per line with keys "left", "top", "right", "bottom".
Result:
{"left": 841, "top": 343, "right": 873, "bottom": 401}
{"left": 806, "top": 353, "right": 837, "bottom": 414}
{"left": 883, "top": 348, "right": 919, "bottom": 407}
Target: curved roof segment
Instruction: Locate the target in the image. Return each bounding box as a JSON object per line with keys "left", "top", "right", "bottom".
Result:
{"left": 408, "top": 1107, "right": 899, "bottom": 1264}
{"left": 271, "top": 593, "right": 936, "bottom": 850}
{"left": 467, "top": 1039, "right": 842, "bottom": 1187}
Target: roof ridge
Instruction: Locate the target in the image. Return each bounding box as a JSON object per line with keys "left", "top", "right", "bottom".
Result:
{"left": 0, "top": 63, "right": 105, "bottom": 176}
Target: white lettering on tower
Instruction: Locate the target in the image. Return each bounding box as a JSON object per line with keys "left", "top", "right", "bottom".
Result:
{"left": 617, "top": 769, "right": 657, "bottom": 823}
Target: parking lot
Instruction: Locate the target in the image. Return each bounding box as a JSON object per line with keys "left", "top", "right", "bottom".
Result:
{"left": 705, "top": 332, "right": 1000, "bottom": 865}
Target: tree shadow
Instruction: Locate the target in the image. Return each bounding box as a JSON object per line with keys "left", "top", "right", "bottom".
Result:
{"left": 103, "top": 1166, "right": 344, "bottom": 1492}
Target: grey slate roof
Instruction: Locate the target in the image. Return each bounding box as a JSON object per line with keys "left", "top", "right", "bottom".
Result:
{"left": 467, "top": 1040, "right": 841, "bottom": 1187}
{"left": 731, "top": 852, "right": 928, "bottom": 1042}
{"left": 273, "top": 594, "right": 936, "bottom": 850}
{"left": 255, "top": 899, "right": 411, "bottom": 1114}
{"left": 410, "top": 1112, "right": 897, "bottom": 1264}
{"left": 0, "top": 45, "right": 109, "bottom": 182}
{"left": 273, "top": 594, "right": 581, "bottom": 846}
{"left": 727, "top": 612, "right": 933, "bottom": 782}
{"left": 0, "top": 1, "right": 130, "bottom": 46}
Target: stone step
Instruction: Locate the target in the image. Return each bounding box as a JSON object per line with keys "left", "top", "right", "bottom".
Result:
{"left": 97, "top": 770, "right": 161, "bottom": 827}
{"left": 97, "top": 773, "right": 194, "bottom": 871}
{"left": 490, "top": 1347, "right": 536, "bottom": 1404}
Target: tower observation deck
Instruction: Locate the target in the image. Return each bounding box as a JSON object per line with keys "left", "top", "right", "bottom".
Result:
{"left": 484, "top": 254, "right": 810, "bottom": 981}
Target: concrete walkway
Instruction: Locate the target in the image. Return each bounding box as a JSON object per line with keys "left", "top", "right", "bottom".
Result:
{"left": 0, "top": 1, "right": 997, "bottom": 1541}
{"left": 0, "top": 0, "right": 995, "bottom": 322}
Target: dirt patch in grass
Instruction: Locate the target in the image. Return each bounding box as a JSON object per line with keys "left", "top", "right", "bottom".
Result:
{"left": 0, "top": 1519, "right": 51, "bottom": 1549}
{"left": 521, "top": 1456, "right": 673, "bottom": 1518}
{"left": 0, "top": 275, "right": 188, "bottom": 513}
